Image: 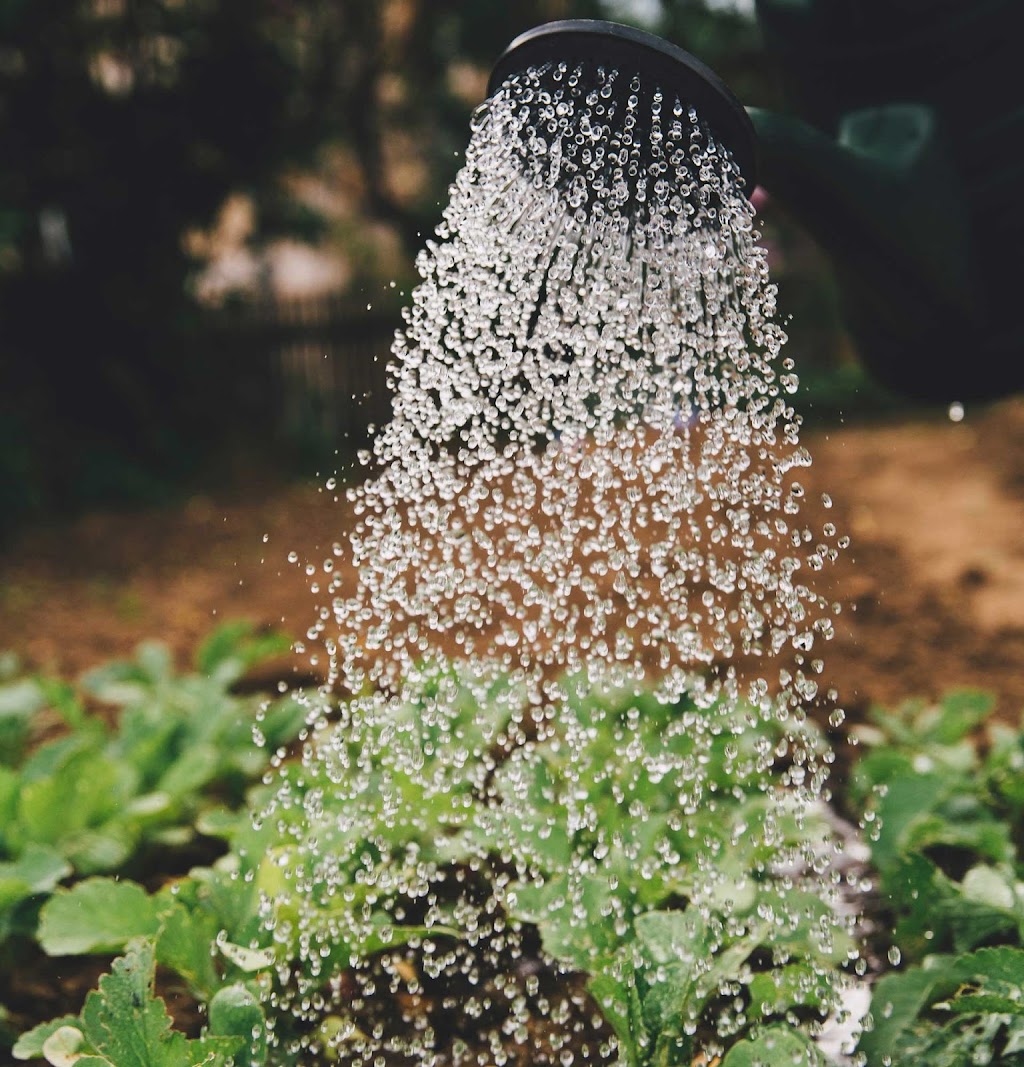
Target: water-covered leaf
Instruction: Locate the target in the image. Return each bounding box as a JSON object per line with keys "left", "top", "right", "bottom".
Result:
{"left": 215, "top": 937, "right": 276, "bottom": 973}
{"left": 720, "top": 1025, "right": 823, "bottom": 1065}
{"left": 748, "top": 963, "right": 830, "bottom": 1019}
{"left": 208, "top": 984, "right": 266, "bottom": 1064}
{"left": 587, "top": 969, "right": 643, "bottom": 1067}
{"left": 257, "top": 694, "right": 309, "bottom": 751}
{"left": 508, "top": 873, "right": 621, "bottom": 971}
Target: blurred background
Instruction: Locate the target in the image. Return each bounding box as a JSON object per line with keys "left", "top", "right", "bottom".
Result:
{"left": 0, "top": 0, "right": 876, "bottom": 533}
{"left": 1, "top": 0, "right": 1022, "bottom": 719}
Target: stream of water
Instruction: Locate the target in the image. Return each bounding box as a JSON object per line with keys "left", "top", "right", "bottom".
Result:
{"left": 261, "top": 58, "right": 857, "bottom": 1065}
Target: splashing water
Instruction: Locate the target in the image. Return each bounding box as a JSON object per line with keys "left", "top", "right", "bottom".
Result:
{"left": 258, "top": 58, "right": 856, "bottom": 1065}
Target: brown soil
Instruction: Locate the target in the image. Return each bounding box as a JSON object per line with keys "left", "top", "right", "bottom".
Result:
{"left": 2, "top": 397, "right": 1023, "bottom": 721}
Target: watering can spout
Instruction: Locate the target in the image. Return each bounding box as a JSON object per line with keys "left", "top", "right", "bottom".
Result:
{"left": 748, "top": 103, "right": 989, "bottom": 400}
{"left": 487, "top": 8, "right": 1024, "bottom": 403}
{"left": 749, "top": 0, "right": 1024, "bottom": 403}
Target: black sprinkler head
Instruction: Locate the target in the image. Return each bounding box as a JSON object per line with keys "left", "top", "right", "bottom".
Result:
{"left": 487, "top": 19, "right": 758, "bottom": 193}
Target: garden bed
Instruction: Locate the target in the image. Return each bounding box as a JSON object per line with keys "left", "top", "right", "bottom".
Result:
{"left": 2, "top": 398, "right": 1024, "bottom": 1065}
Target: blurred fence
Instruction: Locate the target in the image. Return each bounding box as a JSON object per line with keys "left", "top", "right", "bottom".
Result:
{"left": 204, "top": 293, "right": 401, "bottom": 455}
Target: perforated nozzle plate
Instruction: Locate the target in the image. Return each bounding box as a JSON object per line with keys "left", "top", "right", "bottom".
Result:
{"left": 488, "top": 19, "right": 758, "bottom": 192}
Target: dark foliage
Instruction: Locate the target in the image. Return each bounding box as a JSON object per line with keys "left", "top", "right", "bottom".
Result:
{"left": 0, "top": 1, "right": 772, "bottom": 529}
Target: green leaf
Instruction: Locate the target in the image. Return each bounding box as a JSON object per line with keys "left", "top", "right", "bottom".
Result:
{"left": 588, "top": 969, "right": 643, "bottom": 1067}
{"left": 1006, "top": 1015, "right": 1024, "bottom": 1054}
{"left": 0, "top": 845, "right": 73, "bottom": 941}
{"left": 871, "top": 772, "right": 948, "bottom": 872}
{"left": 0, "top": 677, "right": 44, "bottom": 764}
{"left": 194, "top": 807, "right": 249, "bottom": 841}
{"left": 0, "top": 651, "right": 19, "bottom": 681}
{"left": 155, "top": 903, "right": 220, "bottom": 1000}
{"left": 111, "top": 709, "right": 181, "bottom": 789}
{"left": 0, "top": 765, "right": 18, "bottom": 838}
{"left": 12, "top": 1017, "right": 82, "bottom": 1061}
{"left": 80, "top": 939, "right": 191, "bottom": 1067}
{"left": 136, "top": 642, "right": 174, "bottom": 685}
{"left": 848, "top": 748, "right": 916, "bottom": 809}
{"left": 721, "top": 1025, "right": 823, "bottom": 1065}
{"left": 905, "top": 808, "right": 1013, "bottom": 868}
{"left": 888, "top": 1010, "right": 1014, "bottom": 1063}
{"left": 82, "top": 643, "right": 172, "bottom": 708}
{"left": 951, "top": 946, "right": 1024, "bottom": 987}
{"left": 38, "top": 879, "right": 161, "bottom": 956}
{"left": 62, "top": 828, "right": 138, "bottom": 876}
{"left": 35, "top": 679, "right": 90, "bottom": 733}
{"left": 950, "top": 902, "right": 1017, "bottom": 955}
{"left": 880, "top": 854, "right": 1001, "bottom": 959}
{"left": 0, "top": 845, "right": 72, "bottom": 899}
{"left": 0, "top": 677, "right": 45, "bottom": 717}
{"left": 944, "top": 993, "right": 1024, "bottom": 1015}
{"left": 195, "top": 622, "right": 292, "bottom": 685}
{"left": 41, "top": 1025, "right": 88, "bottom": 1067}
{"left": 156, "top": 745, "right": 221, "bottom": 799}
{"left": 960, "top": 864, "right": 1015, "bottom": 910}
{"left": 929, "top": 690, "right": 995, "bottom": 745}
{"left": 15, "top": 751, "right": 136, "bottom": 853}
{"left": 185, "top": 1036, "right": 244, "bottom": 1067}
{"left": 858, "top": 961, "right": 957, "bottom": 1066}
{"left": 208, "top": 984, "right": 267, "bottom": 1064}
{"left": 81, "top": 663, "right": 151, "bottom": 710}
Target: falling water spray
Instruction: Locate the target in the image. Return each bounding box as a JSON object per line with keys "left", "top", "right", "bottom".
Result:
{"left": 260, "top": 20, "right": 858, "bottom": 1065}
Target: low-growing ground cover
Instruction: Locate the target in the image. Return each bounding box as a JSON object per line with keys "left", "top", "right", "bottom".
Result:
{"left": 3, "top": 629, "right": 1024, "bottom": 1065}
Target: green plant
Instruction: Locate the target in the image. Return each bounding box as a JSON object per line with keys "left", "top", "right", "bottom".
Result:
{"left": 849, "top": 691, "right": 1024, "bottom": 1066}
{"left": 859, "top": 948, "right": 1024, "bottom": 1065}
{"left": 0, "top": 622, "right": 304, "bottom": 952}
{"left": 487, "top": 686, "right": 850, "bottom": 1064}
{"left": 23, "top": 635, "right": 1024, "bottom": 1067}
{"left": 13, "top": 939, "right": 262, "bottom": 1067}
{"left": 11, "top": 669, "right": 853, "bottom": 1065}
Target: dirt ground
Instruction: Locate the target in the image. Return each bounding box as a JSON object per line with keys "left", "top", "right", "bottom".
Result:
{"left": 2, "top": 396, "right": 1023, "bottom": 722}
